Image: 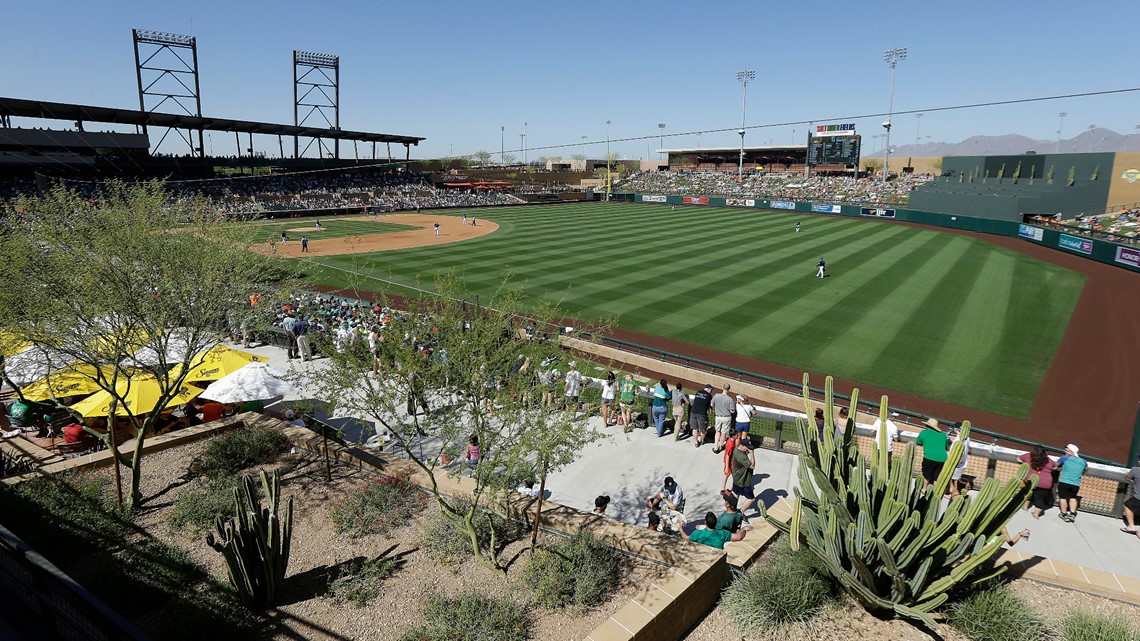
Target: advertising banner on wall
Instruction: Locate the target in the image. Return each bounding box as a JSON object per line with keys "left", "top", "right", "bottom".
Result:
{"left": 1017, "top": 224, "right": 1044, "bottom": 241}
{"left": 1058, "top": 234, "right": 1094, "bottom": 255}
{"left": 682, "top": 197, "right": 709, "bottom": 205}
{"left": 860, "top": 207, "right": 896, "bottom": 218}
{"left": 641, "top": 195, "right": 667, "bottom": 203}
{"left": 811, "top": 204, "right": 841, "bottom": 213}
{"left": 726, "top": 198, "right": 757, "bottom": 207}
{"left": 1115, "top": 246, "right": 1140, "bottom": 268}
{"left": 770, "top": 200, "right": 796, "bottom": 210}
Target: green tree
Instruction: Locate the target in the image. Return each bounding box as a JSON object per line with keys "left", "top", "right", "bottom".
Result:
{"left": 305, "top": 274, "right": 609, "bottom": 573}
{"left": 0, "top": 182, "right": 290, "bottom": 511}
{"left": 473, "top": 150, "right": 492, "bottom": 167}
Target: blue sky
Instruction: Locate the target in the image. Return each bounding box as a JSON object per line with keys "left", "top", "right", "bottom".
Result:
{"left": 4, "top": 1, "right": 1138, "bottom": 159}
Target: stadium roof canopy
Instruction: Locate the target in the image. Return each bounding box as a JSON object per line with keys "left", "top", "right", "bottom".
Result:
{"left": 0, "top": 96, "right": 424, "bottom": 145}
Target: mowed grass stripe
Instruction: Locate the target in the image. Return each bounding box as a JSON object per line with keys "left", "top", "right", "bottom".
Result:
{"left": 759, "top": 230, "right": 953, "bottom": 367}
{"left": 863, "top": 238, "right": 989, "bottom": 402}
{"left": 305, "top": 203, "right": 1085, "bottom": 418}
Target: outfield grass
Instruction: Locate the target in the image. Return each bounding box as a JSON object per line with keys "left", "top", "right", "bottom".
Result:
{"left": 219, "top": 215, "right": 416, "bottom": 244}
{"left": 297, "top": 202, "right": 1086, "bottom": 418}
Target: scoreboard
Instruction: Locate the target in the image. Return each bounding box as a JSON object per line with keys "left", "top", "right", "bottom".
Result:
{"left": 807, "top": 134, "right": 861, "bottom": 167}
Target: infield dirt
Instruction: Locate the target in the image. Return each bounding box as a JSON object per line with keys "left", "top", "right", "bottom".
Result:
{"left": 255, "top": 213, "right": 498, "bottom": 257}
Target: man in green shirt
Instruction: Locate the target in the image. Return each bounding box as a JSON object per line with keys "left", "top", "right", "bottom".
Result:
{"left": 717, "top": 491, "right": 744, "bottom": 532}
{"left": 915, "top": 418, "right": 949, "bottom": 493}
{"left": 685, "top": 512, "right": 750, "bottom": 549}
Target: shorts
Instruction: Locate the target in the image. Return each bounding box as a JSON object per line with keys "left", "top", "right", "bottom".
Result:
{"left": 1125, "top": 496, "right": 1140, "bottom": 513}
{"left": 951, "top": 465, "right": 965, "bottom": 481}
{"left": 691, "top": 413, "right": 709, "bottom": 433}
{"left": 734, "top": 421, "right": 750, "bottom": 434}
{"left": 732, "top": 483, "right": 755, "bottom": 500}
{"left": 921, "top": 459, "right": 944, "bottom": 483}
{"left": 602, "top": 398, "right": 615, "bottom": 406}
{"left": 620, "top": 399, "right": 634, "bottom": 409}
{"left": 1030, "top": 487, "right": 1053, "bottom": 511}
{"left": 1057, "top": 482, "right": 1080, "bottom": 501}
{"left": 715, "top": 416, "right": 732, "bottom": 434}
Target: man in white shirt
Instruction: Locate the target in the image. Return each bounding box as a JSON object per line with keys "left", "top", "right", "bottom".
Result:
{"left": 563, "top": 361, "right": 583, "bottom": 417}
{"left": 871, "top": 411, "right": 900, "bottom": 462}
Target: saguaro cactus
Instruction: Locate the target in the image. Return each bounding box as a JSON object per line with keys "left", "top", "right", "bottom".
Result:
{"left": 206, "top": 469, "right": 293, "bottom": 608}
{"left": 762, "top": 375, "right": 1032, "bottom": 627}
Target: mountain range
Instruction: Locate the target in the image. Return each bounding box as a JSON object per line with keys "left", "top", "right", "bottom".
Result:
{"left": 865, "top": 128, "right": 1140, "bottom": 158}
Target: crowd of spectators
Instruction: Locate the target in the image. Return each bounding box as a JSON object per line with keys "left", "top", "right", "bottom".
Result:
{"left": 617, "top": 170, "right": 933, "bottom": 206}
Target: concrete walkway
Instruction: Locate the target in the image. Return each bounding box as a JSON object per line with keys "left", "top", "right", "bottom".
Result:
{"left": 234, "top": 340, "right": 1140, "bottom": 583}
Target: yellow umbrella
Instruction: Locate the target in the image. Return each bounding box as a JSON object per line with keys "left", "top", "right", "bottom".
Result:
{"left": 0, "top": 330, "right": 32, "bottom": 357}
{"left": 69, "top": 375, "right": 203, "bottom": 418}
{"left": 173, "top": 345, "right": 268, "bottom": 383}
{"left": 20, "top": 364, "right": 117, "bottom": 402}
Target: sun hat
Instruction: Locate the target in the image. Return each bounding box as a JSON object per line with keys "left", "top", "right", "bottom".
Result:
{"left": 924, "top": 418, "right": 940, "bottom": 430}
{"left": 1066, "top": 444, "right": 1079, "bottom": 455}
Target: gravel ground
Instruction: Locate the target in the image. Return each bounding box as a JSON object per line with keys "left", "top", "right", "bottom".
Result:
{"left": 108, "top": 439, "right": 669, "bottom": 641}
{"left": 682, "top": 544, "right": 1140, "bottom": 641}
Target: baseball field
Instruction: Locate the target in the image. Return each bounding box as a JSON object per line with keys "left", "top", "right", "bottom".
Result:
{"left": 282, "top": 202, "right": 1088, "bottom": 421}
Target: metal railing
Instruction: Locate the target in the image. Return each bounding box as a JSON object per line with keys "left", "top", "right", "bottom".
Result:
{"left": 0, "top": 523, "right": 152, "bottom": 641}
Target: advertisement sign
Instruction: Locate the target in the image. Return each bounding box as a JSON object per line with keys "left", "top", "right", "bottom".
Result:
{"left": 726, "top": 198, "right": 756, "bottom": 207}
{"left": 1058, "top": 234, "right": 1093, "bottom": 255}
{"left": 641, "top": 195, "right": 667, "bottom": 203}
{"left": 860, "top": 207, "right": 896, "bottom": 218}
{"left": 815, "top": 123, "right": 856, "bottom": 136}
{"left": 1115, "top": 246, "right": 1140, "bottom": 268}
{"left": 682, "top": 197, "right": 709, "bottom": 205}
{"left": 770, "top": 200, "right": 796, "bottom": 210}
{"left": 1017, "top": 224, "right": 1044, "bottom": 242}
{"left": 811, "top": 203, "right": 841, "bottom": 214}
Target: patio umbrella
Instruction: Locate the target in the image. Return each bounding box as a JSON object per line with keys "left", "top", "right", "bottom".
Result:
{"left": 20, "top": 364, "right": 117, "bottom": 402}
{"left": 198, "top": 362, "right": 293, "bottom": 403}
{"left": 172, "top": 344, "right": 269, "bottom": 383}
{"left": 69, "top": 375, "right": 203, "bottom": 418}
{"left": 0, "top": 330, "right": 31, "bottom": 357}
{"left": 3, "top": 346, "right": 73, "bottom": 386}
{"left": 125, "top": 328, "right": 198, "bottom": 368}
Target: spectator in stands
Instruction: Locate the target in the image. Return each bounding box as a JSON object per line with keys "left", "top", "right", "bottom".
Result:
{"left": 1057, "top": 444, "right": 1088, "bottom": 522}
{"left": 717, "top": 490, "right": 746, "bottom": 532}
{"left": 948, "top": 422, "right": 971, "bottom": 499}
{"left": 731, "top": 433, "right": 758, "bottom": 515}
{"left": 689, "top": 384, "right": 713, "bottom": 448}
{"left": 645, "top": 476, "right": 685, "bottom": 514}
{"left": 872, "top": 411, "right": 900, "bottom": 463}
{"left": 593, "top": 495, "right": 610, "bottom": 516}
{"left": 682, "top": 512, "right": 750, "bottom": 549}
{"left": 651, "top": 379, "right": 670, "bottom": 437}
{"left": 915, "top": 418, "right": 949, "bottom": 493}
{"left": 1019, "top": 445, "right": 1058, "bottom": 519}
{"left": 563, "top": 361, "right": 583, "bottom": 418}
{"left": 671, "top": 382, "right": 688, "bottom": 440}
{"left": 1123, "top": 456, "right": 1140, "bottom": 538}
{"left": 711, "top": 383, "right": 734, "bottom": 453}
{"left": 619, "top": 373, "right": 637, "bottom": 430}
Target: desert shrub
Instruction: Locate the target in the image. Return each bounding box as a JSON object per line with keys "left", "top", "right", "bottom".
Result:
{"left": 421, "top": 501, "right": 519, "bottom": 568}
{"left": 194, "top": 425, "right": 289, "bottom": 479}
{"left": 1061, "top": 608, "right": 1139, "bottom": 641}
{"left": 524, "top": 531, "right": 623, "bottom": 609}
{"left": 168, "top": 477, "right": 243, "bottom": 536}
{"left": 396, "top": 592, "right": 531, "bottom": 641}
{"left": 946, "top": 585, "right": 1047, "bottom": 641}
{"left": 721, "top": 539, "right": 837, "bottom": 634}
{"left": 327, "top": 556, "right": 401, "bottom": 607}
{"left": 0, "top": 447, "right": 35, "bottom": 478}
{"left": 330, "top": 472, "right": 425, "bottom": 538}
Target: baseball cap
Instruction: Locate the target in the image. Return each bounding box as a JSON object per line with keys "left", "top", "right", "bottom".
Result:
{"left": 663, "top": 476, "right": 675, "bottom": 489}
{"left": 889, "top": 412, "right": 900, "bottom": 418}
{"left": 1066, "top": 444, "right": 1079, "bottom": 455}
{"left": 721, "top": 491, "right": 739, "bottom": 509}
{"left": 285, "top": 409, "right": 295, "bottom": 419}
{"left": 703, "top": 384, "right": 713, "bottom": 390}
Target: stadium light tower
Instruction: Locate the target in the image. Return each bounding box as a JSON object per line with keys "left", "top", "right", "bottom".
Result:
{"left": 606, "top": 120, "right": 612, "bottom": 201}
{"left": 132, "top": 29, "right": 204, "bottom": 157}
{"left": 1056, "top": 112, "right": 1067, "bottom": 153}
{"left": 293, "top": 50, "right": 340, "bottom": 159}
{"left": 501, "top": 126, "right": 505, "bottom": 164}
{"left": 736, "top": 70, "right": 756, "bottom": 181}
{"left": 882, "top": 47, "right": 906, "bottom": 181}
{"left": 658, "top": 122, "right": 666, "bottom": 159}
{"left": 908, "top": 113, "right": 922, "bottom": 170}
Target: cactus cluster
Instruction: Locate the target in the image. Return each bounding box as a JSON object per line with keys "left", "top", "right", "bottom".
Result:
{"left": 762, "top": 375, "right": 1033, "bottom": 627}
{"left": 206, "top": 469, "right": 293, "bottom": 608}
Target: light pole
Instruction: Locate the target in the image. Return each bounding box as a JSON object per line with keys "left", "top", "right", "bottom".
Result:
{"left": 1056, "top": 112, "right": 1067, "bottom": 153}
{"left": 908, "top": 113, "right": 922, "bottom": 170}
{"left": 1087, "top": 124, "right": 1096, "bottom": 152}
{"left": 500, "top": 126, "right": 505, "bottom": 164}
{"left": 580, "top": 135, "right": 587, "bottom": 170}
{"left": 736, "top": 69, "right": 755, "bottom": 181}
{"left": 605, "top": 120, "right": 612, "bottom": 201}
{"left": 882, "top": 47, "right": 907, "bottom": 181}
{"left": 658, "top": 122, "right": 666, "bottom": 159}
{"left": 523, "top": 121, "right": 528, "bottom": 165}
